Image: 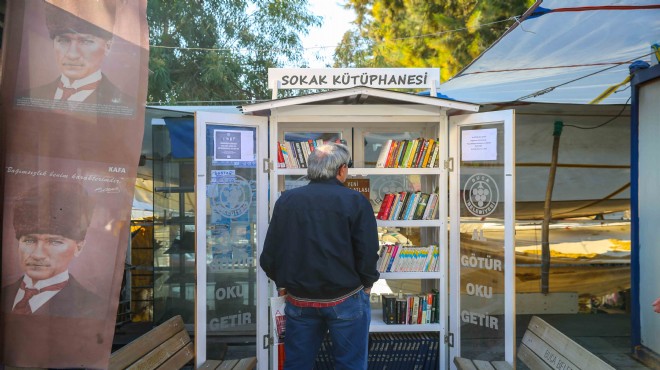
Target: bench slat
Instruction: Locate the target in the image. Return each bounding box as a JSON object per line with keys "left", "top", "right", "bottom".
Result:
{"left": 473, "top": 359, "right": 496, "bottom": 370}
{"left": 109, "top": 315, "right": 186, "bottom": 369}
{"left": 490, "top": 360, "right": 513, "bottom": 370}
{"left": 523, "top": 330, "right": 581, "bottom": 370}
{"left": 454, "top": 357, "right": 479, "bottom": 370}
{"left": 154, "top": 342, "right": 194, "bottom": 370}
{"left": 526, "top": 316, "right": 615, "bottom": 370}
{"left": 234, "top": 357, "right": 257, "bottom": 370}
{"left": 128, "top": 330, "right": 191, "bottom": 370}
{"left": 198, "top": 360, "right": 223, "bottom": 369}
{"left": 217, "top": 359, "right": 239, "bottom": 370}
{"left": 518, "top": 343, "right": 553, "bottom": 370}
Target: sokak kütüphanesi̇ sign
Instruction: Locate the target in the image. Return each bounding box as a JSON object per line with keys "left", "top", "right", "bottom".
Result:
{"left": 268, "top": 68, "right": 441, "bottom": 89}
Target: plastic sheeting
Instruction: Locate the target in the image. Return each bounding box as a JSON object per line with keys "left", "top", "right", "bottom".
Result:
{"left": 439, "top": 0, "right": 660, "bottom": 104}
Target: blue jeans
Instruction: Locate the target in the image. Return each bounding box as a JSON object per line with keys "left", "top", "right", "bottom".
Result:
{"left": 283, "top": 290, "right": 371, "bottom": 370}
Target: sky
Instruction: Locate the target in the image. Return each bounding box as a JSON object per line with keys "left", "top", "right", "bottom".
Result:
{"left": 300, "top": 0, "right": 354, "bottom": 68}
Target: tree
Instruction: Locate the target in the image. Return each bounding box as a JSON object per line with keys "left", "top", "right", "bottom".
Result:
{"left": 147, "top": 0, "right": 321, "bottom": 104}
{"left": 335, "top": 0, "right": 533, "bottom": 81}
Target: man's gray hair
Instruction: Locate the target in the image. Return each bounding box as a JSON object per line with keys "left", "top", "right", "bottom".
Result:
{"left": 307, "top": 143, "right": 351, "bottom": 180}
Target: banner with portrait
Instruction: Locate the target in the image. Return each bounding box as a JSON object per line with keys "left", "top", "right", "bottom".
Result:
{"left": 0, "top": 0, "right": 149, "bottom": 368}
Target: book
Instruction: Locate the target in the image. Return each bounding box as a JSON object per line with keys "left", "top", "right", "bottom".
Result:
{"left": 375, "top": 139, "right": 392, "bottom": 168}
{"left": 389, "top": 333, "right": 403, "bottom": 368}
{"left": 428, "top": 141, "right": 439, "bottom": 168}
{"left": 377, "top": 193, "right": 396, "bottom": 220}
{"left": 385, "top": 244, "right": 399, "bottom": 272}
{"left": 376, "top": 245, "right": 390, "bottom": 272}
{"left": 395, "top": 192, "right": 411, "bottom": 220}
{"left": 287, "top": 141, "right": 299, "bottom": 168}
{"left": 276, "top": 141, "right": 286, "bottom": 168}
{"left": 429, "top": 194, "right": 440, "bottom": 219}
{"left": 389, "top": 245, "right": 403, "bottom": 272}
{"left": 426, "top": 292, "right": 433, "bottom": 324}
{"left": 403, "top": 191, "right": 421, "bottom": 220}
{"left": 425, "top": 140, "right": 438, "bottom": 168}
{"left": 413, "top": 139, "right": 428, "bottom": 168}
{"left": 413, "top": 193, "right": 430, "bottom": 220}
{"left": 396, "top": 298, "right": 408, "bottom": 324}
{"left": 411, "top": 296, "right": 419, "bottom": 324}
{"left": 411, "top": 138, "right": 424, "bottom": 167}
{"left": 421, "top": 139, "right": 436, "bottom": 167}
{"left": 376, "top": 333, "right": 391, "bottom": 369}
{"left": 423, "top": 245, "right": 437, "bottom": 272}
{"left": 381, "top": 294, "right": 397, "bottom": 324}
{"left": 431, "top": 289, "right": 440, "bottom": 323}
{"left": 384, "top": 140, "right": 399, "bottom": 168}
{"left": 389, "top": 192, "right": 405, "bottom": 220}
{"left": 401, "top": 139, "right": 415, "bottom": 168}
{"left": 394, "top": 140, "right": 408, "bottom": 167}
{"left": 294, "top": 141, "right": 307, "bottom": 168}
{"left": 422, "top": 193, "right": 438, "bottom": 220}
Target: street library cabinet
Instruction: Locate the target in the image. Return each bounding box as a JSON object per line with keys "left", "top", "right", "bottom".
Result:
{"left": 233, "top": 83, "right": 516, "bottom": 370}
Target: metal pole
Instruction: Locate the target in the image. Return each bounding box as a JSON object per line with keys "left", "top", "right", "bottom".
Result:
{"left": 541, "top": 121, "right": 563, "bottom": 294}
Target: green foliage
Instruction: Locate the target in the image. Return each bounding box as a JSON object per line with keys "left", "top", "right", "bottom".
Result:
{"left": 335, "top": 0, "right": 533, "bottom": 81}
{"left": 147, "top": 0, "right": 321, "bottom": 104}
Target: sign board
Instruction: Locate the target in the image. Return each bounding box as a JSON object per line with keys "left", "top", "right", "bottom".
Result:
{"left": 268, "top": 68, "right": 440, "bottom": 90}
{"left": 345, "top": 178, "right": 370, "bottom": 200}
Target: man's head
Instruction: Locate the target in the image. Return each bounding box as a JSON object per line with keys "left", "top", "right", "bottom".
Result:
{"left": 44, "top": 0, "right": 116, "bottom": 81}
{"left": 12, "top": 181, "right": 95, "bottom": 282}
{"left": 307, "top": 142, "right": 352, "bottom": 182}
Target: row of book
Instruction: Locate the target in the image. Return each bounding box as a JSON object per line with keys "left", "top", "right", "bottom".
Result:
{"left": 313, "top": 332, "right": 440, "bottom": 370}
{"left": 277, "top": 139, "right": 347, "bottom": 169}
{"left": 376, "top": 138, "right": 440, "bottom": 168}
{"left": 277, "top": 139, "right": 322, "bottom": 169}
{"left": 381, "top": 290, "right": 440, "bottom": 325}
{"left": 376, "top": 191, "right": 439, "bottom": 220}
{"left": 377, "top": 244, "right": 439, "bottom": 273}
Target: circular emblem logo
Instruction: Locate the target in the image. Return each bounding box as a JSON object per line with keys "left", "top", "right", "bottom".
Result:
{"left": 463, "top": 173, "right": 499, "bottom": 217}
{"left": 372, "top": 176, "right": 406, "bottom": 203}
{"left": 209, "top": 175, "right": 252, "bottom": 219}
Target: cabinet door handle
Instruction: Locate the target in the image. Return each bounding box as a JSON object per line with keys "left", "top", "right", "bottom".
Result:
{"left": 444, "top": 157, "right": 454, "bottom": 172}
{"left": 263, "top": 158, "right": 273, "bottom": 173}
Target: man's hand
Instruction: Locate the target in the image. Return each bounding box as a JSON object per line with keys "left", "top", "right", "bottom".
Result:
{"left": 363, "top": 288, "right": 371, "bottom": 295}
{"left": 277, "top": 288, "right": 287, "bottom": 297}
{"left": 653, "top": 297, "right": 660, "bottom": 313}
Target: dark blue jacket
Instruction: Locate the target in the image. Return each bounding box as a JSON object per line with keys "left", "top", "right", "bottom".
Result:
{"left": 260, "top": 178, "right": 380, "bottom": 300}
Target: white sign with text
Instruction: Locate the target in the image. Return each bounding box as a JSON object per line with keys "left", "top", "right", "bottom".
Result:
{"left": 268, "top": 68, "right": 440, "bottom": 89}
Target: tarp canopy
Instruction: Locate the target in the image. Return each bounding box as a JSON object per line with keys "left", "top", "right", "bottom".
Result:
{"left": 438, "top": 0, "right": 660, "bottom": 104}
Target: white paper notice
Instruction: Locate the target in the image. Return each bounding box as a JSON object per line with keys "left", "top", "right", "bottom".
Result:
{"left": 462, "top": 128, "right": 497, "bottom": 161}
{"left": 213, "top": 129, "right": 255, "bottom": 162}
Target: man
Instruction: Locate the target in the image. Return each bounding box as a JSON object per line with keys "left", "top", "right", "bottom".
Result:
{"left": 24, "top": 0, "right": 132, "bottom": 108}
{"left": 260, "top": 143, "right": 380, "bottom": 369}
{"left": 1, "top": 180, "right": 105, "bottom": 318}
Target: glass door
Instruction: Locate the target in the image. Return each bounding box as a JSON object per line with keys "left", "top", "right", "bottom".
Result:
{"left": 448, "top": 110, "right": 515, "bottom": 368}
{"left": 195, "top": 112, "right": 269, "bottom": 367}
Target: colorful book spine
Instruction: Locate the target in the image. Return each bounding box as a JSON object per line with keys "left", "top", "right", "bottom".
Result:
{"left": 376, "top": 139, "right": 393, "bottom": 168}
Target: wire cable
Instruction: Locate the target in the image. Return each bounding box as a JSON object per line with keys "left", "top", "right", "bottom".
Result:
{"left": 563, "top": 96, "right": 631, "bottom": 130}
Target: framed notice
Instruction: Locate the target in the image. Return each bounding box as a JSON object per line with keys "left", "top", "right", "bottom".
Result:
{"left": 213, "top": 129, "right": 254, "bottom": 162}
{"left": 461, "top": 128, "right": 497, "bottom": 161}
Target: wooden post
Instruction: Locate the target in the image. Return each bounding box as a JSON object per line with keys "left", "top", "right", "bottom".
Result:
{"left": 541, "top": 121, "right": 563, "bottom": 294}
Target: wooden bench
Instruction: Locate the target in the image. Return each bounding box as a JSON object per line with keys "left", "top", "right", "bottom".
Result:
{"left": 454, "top": 315, "right": 615, "bottom": 370}
{"left": 517, "top": 315, "right": 614, "bottom": 370}
{"left": 109, "top": 315, "right": 256, "bottom": 370}
{"left": 454, "top": 357, "right": 512, "bottom": 370}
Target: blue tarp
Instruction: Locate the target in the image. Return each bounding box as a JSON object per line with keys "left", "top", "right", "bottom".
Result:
{"left": 164, "top": 117, "right": 194, "bottom": 158}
